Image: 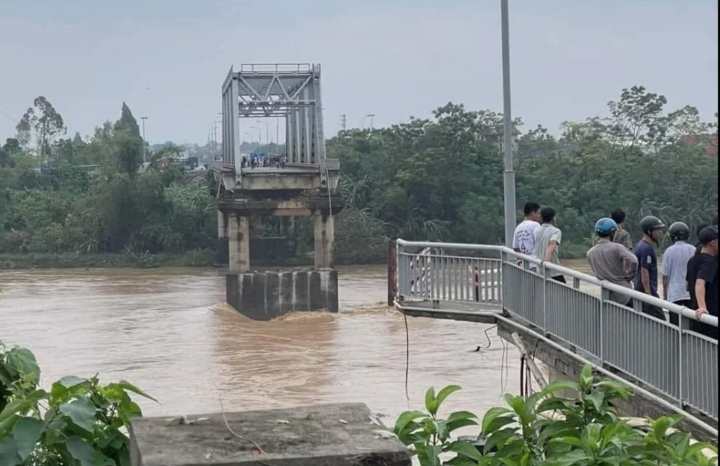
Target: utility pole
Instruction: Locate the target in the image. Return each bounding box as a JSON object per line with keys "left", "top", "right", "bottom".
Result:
{"left": 141, "top": 116, "right": 148, "bottom": 163}
{"left": 250, "top": 126, "right": 262, "bottom": 146}
{"left": 340, "top": 114, "right": 347, "bottom": 131}
{"left": 366, "top": 114, "right": 375, "bottom": 131}
{"left": 501, "top": 0, "right": 517, "bottom": 248}
{"left": 256, "top": 120, "right": 270, "bottom": 147}
{"left": 213, "top": 114, "right": 222, "bottom": 150}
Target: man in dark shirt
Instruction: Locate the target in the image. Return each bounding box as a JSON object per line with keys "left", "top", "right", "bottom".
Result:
{"left": 633, "top": 216, "right": 666, "bottom": 320}
{"left": 687, "top": 226, "right": 719, "bottom": 340}
{"left": 695, "top": 216, "right": 719, "bottom": 255}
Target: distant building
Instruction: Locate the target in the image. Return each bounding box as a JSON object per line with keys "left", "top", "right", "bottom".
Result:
{"left": 680, "top": 134, "right": 718, "bottom": 156}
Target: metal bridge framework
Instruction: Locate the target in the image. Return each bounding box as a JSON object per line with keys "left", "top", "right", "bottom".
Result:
{"left": 220, "top": 63, "right": 330, "bottom": 190}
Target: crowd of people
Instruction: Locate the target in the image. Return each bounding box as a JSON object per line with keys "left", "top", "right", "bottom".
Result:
{"left": 512, "top": 203, "right": 718, "bottom": 340}
{"left": 240, "top": 154, "right": 288, "bottom": 169}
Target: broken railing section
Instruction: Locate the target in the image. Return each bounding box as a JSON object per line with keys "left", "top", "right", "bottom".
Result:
{"left": 129, "top": 403, "right": 411, "bottom": 466}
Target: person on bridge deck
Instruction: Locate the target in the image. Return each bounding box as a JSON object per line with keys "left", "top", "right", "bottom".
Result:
{"left": 695, "top": 215, "right": 719, "bottom": 255}
{"left": 695, "top": 223, "right": 709, "bottom": 255}
{"left": 633, "top": 216, "right": 666, "bottom": 321}
{"left": 586, "top": 218, "right": 638, "bottom": 307}
{"left": 661, "top": 222, "right": 696, "bottom": 326}
{"left": 534, "top": 207, "right": 565, "bottom": 283}
{"left": 611, "top": 209, "right": 633, "bottom": 249}
{"left": 512, "top": 202, "right": 541, "bottom": 271}
{"left": 686, "top": 226, "right": 719, "bottom": 340}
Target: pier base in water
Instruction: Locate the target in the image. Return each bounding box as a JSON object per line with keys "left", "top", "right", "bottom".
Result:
{"left": 226, "top": 268, "right": 339, "bottom": 321}
{"left": 129, "top": 403, "right": 411, "bottom": 466}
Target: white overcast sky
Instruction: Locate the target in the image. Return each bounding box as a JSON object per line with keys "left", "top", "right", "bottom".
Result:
{"left": 0, "top": 0, "right": 717, "bottom": 145}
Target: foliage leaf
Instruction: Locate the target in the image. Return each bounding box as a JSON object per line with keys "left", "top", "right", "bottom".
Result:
{"left": 59, "top": 398, "right": 97, "bottom": 433}
{"left": 4, "top": 347, "right": 40, "bottom": 383}
{"left": 12, "top": 417, "right": 44, "bottom": 460}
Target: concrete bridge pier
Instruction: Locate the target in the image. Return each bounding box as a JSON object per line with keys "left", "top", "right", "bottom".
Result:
{"left": 314, "top": 211, "right": 333, "bottom": 268}
{"left": 227, "top": 213, "right": 250, "bottom": 273}
{"left": 215, "top": 210, "right": 229, "bottom": 266}
{"left": 221, "top": 198, "right": 341, "bottom": 321}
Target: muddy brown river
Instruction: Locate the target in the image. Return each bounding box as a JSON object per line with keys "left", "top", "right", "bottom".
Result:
{"left": 1, "top": 260, "right": 594, "bottom": 427}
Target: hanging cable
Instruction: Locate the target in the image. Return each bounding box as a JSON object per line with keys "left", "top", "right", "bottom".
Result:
{"left": 403, "top": 312, "right": 411, "bottom": 409}
{"left": 519, "top": 355, "right": 526, "bottom": 397}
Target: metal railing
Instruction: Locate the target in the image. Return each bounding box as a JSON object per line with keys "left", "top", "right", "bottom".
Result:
{"left": 396, "top": 239, "right": 719, "bottom": 423}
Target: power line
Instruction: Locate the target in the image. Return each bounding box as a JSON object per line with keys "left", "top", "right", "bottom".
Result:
{"left": 0, "top": 104, "right": 18, "bottom": 124}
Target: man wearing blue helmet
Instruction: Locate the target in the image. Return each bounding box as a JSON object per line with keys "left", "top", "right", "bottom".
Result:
{"left": 587, "top": 217, "right": 639, "bottom": 306}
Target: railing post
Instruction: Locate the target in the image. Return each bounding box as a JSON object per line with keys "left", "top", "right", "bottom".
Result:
{"left": 499, "top": 249, "right": 505, "bottom": 308}
{"left": 542, "top": 265, "right": 549, "bottom": 331}
{"left": 600, "top": 287, "right": 609, "bottom": 362}
{"left": 678, "top": 311, "right": 691, "bottom": 406}
{"left": 387, "top": 240, "right": 398, "bottom": 306}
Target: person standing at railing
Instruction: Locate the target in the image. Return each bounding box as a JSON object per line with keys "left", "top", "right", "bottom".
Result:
{"left": 695, "top": 215, "right": 718, "bottom": 255}
{"left": 534, "top": 207, "right": 565, "bottom": 283}
{"left": 633, "top": 216, "right": 666, "bottom": 321}
{"left": 661, "top": 222, "right": 696, "bottom": 326}
{"left": 611, "top": 209, "right": 633, "bottom": 249}
{"left": 513, "top": 202, "right": 541, "bottom": 271}
{"left": 686, "top": 226, "right": 719, "bottom": 340}
{"left": 586, "top": 218, "right": 638, "bottom": 306}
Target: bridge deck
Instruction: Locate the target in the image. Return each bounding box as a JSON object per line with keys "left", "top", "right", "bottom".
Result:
{"left": 242, "top": 167, "right": 322, "bottom": 175}
{"left": 395, "top": 300, "right": 498, "bottom": 324}
{"left": 393, "top": 239, "right": 719, "bottom": 435}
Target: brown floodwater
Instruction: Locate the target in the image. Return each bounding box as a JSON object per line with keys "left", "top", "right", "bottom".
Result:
{"left": 0, "top": 259, "right": 596, "bottom": 429}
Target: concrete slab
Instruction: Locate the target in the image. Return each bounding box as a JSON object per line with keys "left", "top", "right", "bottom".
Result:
{"left": 217, "top": 197, "right": 344, "bottom": 218}
{"left": 395, "top": 300, "right": 500, "bottom": 324}
{"left": 130, "top": 403, "right": 411, "bottom": 466}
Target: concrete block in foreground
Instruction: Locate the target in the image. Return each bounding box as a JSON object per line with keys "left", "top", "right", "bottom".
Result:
{"left": 130, "top": 402, "right": 411, "bottom": 466}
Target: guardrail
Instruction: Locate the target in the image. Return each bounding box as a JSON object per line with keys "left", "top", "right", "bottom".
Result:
{"left": 395, "top": 239, "right": 718, "bottom": 423}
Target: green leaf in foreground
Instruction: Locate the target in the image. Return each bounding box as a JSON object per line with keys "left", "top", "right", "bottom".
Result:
{"left": 4, "top": 347, "right": 41, "bottom": 383}
{"left": 0, "top": 435, "right": 21, "bottom": 466}
{"left": 12, "top": 417, "right": 44, "bottom": 460}
{"left": 59, "top": 398, "right": 97, "bottom": 433}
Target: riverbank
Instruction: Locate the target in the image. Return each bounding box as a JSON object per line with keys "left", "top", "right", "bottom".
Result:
{"left": 0, "top": 250, "right": 216, "bottom": 270}
{"left": 0, "top": 242, "right": 592, "bottom": 270}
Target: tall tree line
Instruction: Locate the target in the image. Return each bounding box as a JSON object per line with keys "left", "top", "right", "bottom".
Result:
{"left": 0, "top": 86, "right": 717, "bottom": 264}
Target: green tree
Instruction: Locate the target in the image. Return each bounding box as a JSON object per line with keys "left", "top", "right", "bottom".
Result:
{"left": 15, "top": 97, "right": 66, "bottom": 161}
{"left": 113, "top": 102, "right": 141, "bottom": 139}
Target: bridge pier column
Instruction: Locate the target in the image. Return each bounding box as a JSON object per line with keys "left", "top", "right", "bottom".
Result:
{"left": 215, "top": 210, "right": 229, "bottom": 266}
{"left": 228, "top": 212, "right": 250, "bottom": 274}
{"left": 314, "top": 211, "right": 334, "bottom": 268}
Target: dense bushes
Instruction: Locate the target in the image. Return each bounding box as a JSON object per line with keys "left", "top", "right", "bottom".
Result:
{"left": 0, "top": 335, "right": 152, "bottom": 465}
{"left": 392, "top": 365, "right": 718, "bottom": 465}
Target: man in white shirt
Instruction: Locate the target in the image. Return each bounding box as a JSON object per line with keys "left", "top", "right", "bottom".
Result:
{"left": 512, "top": 202, "right": 541, "bottom": 270}
{"left": 534, "top": 207, "right": 565, "bottom": 283}
{"left": 662, "top": 222, "right": 696, "bottom": 326}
